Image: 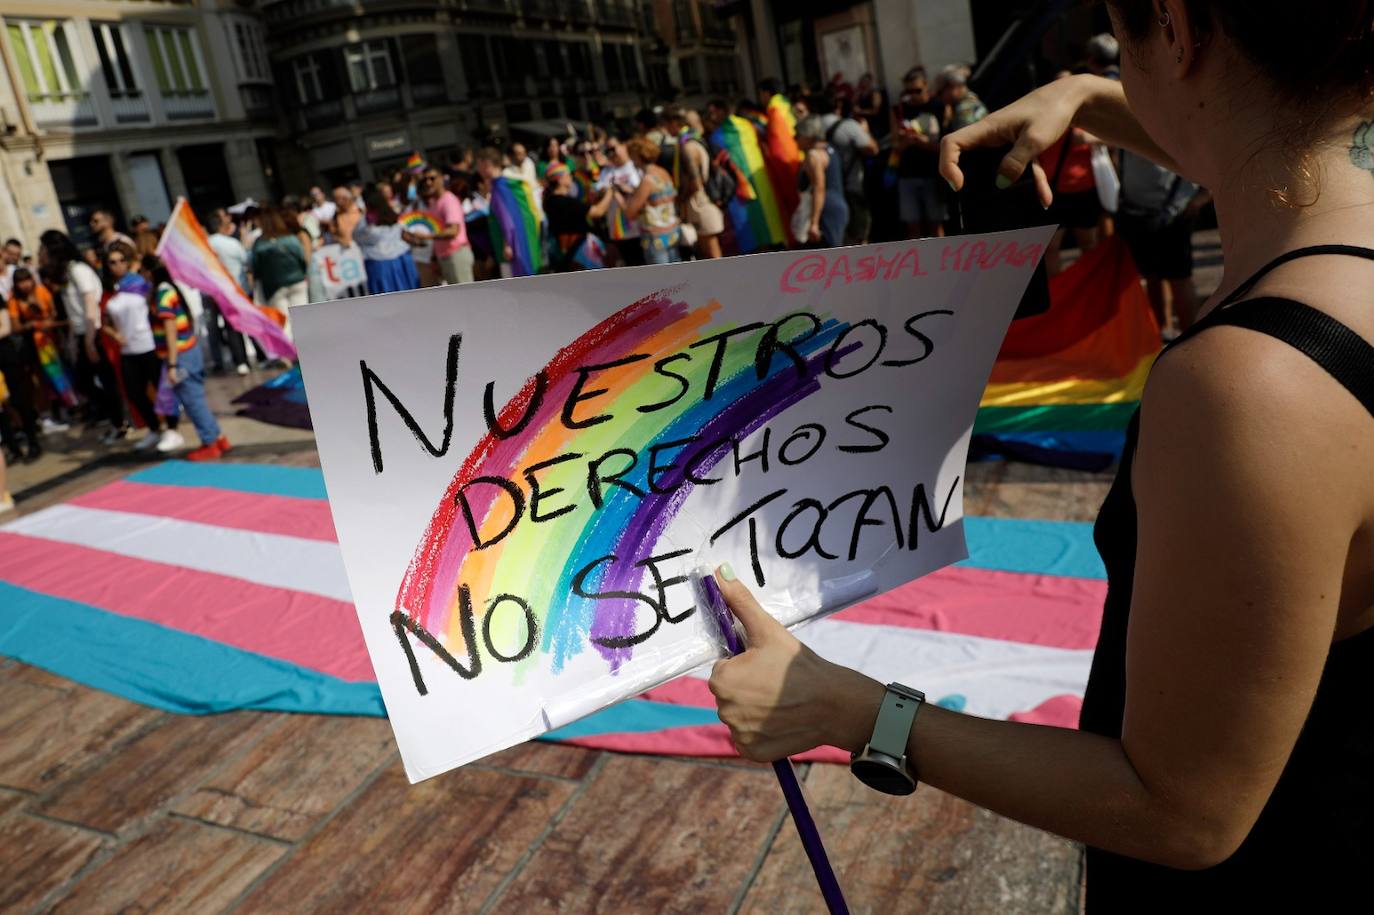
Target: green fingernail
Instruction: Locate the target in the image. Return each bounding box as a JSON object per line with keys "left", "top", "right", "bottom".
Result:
{"left": 718, "top": 563, "right": 737, "bottom": 582}
{"left": 995, "top": 174, "right": 1013, "bottom": 190}
{"left": 945, "top": 177, "right": 957, "bottom": 192}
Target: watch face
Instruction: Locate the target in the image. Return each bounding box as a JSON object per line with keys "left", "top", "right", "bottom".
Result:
{"left": 851, "top": 756, "right": 917, "bottom": 796}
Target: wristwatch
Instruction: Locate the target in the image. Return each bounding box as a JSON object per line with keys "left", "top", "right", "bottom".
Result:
{"left": 850, "top": 682, "right": 925, "bottom": 795}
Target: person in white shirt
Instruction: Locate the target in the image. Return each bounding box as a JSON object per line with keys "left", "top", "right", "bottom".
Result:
{"left": 590, "top": 136, "right": 644, "bottom": 266}
{"left": 205, "top": 209, "right": 251, "bottom": 375}
{"left": 509, "top": 142, "right": 539, "bottom": 186}
{"left": 308, "top": 186, "right": 337, "bottom": 226}
{"left": 39, "top": 229, "right": 126, "bottom": 439}
{"left": 102, "top": 243, "right": 180, "bottom": 451}
{"left": 0, "top": 238, "right": 21, "bottom": 302}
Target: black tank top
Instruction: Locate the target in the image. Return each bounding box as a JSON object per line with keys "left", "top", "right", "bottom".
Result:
{"left": 1080, "top": 245, "right": 1374, "bottom": 906}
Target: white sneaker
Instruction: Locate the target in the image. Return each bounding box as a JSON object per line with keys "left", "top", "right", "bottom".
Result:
{"left": 40, "top": 418, "right": 70, "bottom": 434}
{"left": 134, "top": 430, "right": 162, "bottom": 451}
{"left": 236, "top": 363, "right": 250, "bottom": 376}
{"left": 155, "top": 429, "right": 185, "bottom": 453}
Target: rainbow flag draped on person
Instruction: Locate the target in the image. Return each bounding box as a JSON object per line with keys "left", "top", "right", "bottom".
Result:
{"left": 763, "top": 94, "right": 802, "bottom": 241}
{"left": 708, "top": 114, "right": 787, "bottom": 253}
{"left": 156, "top": 199, "right": 297, "bottom": 361}
{"left": 973, "top": 237, "right": 1160, "bottom": 469}
{"left": 487, "top": 176, "right": 544, "bottom": 276}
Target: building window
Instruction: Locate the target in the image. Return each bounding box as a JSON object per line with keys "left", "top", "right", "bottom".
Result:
{"left": 91, "top": 23, "right": 139, "bottom": 99}
{"left": 344, "top": 40, "right": 395, "bottom": 93}
{"left": 144, "top": 25, "right": 207, "bottom": 95}
{"left": 457, "top": 34, "right": 494, "bottom": 97}
{"left": 293, "top": 54, "right": 325, "bottom": 104}
{"left": 232, "top": 19, "right": 269, "bottom": 84}
{"left": 6, "top": 19, "right": 87, "bottom": 102}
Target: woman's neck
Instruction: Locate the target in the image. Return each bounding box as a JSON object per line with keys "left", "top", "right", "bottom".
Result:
{"left": 1207, "top": 114, "right": 1374, "bottom": 305}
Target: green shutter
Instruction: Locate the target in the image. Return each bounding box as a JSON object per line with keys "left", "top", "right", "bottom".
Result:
{"left": 146, "top": 27, "right": 169, "bottom": 91}
{"left": 7, "top": 25, "right": 40, "bottom": 97}
{"left": 32, "top": 24, "right": 59, "bottom": 96}
{"left": 50, "top": 24, "right": 80, "bottom": 91}
{"left": 177, "top": 30, "right": 202, "bottom": 90}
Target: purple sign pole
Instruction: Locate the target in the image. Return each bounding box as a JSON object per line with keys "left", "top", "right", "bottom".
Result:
{"left": 699, "top": 573, "right": 850, "bottom": 915}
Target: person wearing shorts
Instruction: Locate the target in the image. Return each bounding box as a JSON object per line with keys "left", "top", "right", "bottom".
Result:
{"left": 1117, "top": 150, "right": 1209, "bottom": 334}
{"left": 892, "top": 68, "right": 946, "bottom": 238}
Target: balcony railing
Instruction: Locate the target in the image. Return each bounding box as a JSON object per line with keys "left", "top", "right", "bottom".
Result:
{"left": 353, "top": 87, "right": 401, "bottom": 115}
{"left": 301, "top": 98, "right": 344, "bottom": 129}
{"left": 108, "top": 91, "right": 150, "bottom": 124}
{"left": 240, "top": 84, "right": 275, "bottom": 116}
{"left": 28, "top": 92, "right": 99, "bottom": 129}
{"left": 593, "top": 0, "right": 635, "bottom": 27}
{"left": 408, "top": 82, "right": 449, "bottom": 106}
{"left": 162, "top": 90, "right": 215, "bottom": 120}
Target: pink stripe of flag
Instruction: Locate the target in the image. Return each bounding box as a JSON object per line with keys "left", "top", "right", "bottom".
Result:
{"left": 0, "top": 531, "right": 373, "bottom": 682}
{"left": 68, "top": 480, "right": 339, "bottom": 543}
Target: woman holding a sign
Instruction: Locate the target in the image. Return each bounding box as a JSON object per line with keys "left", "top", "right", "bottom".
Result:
{"left": 710, "top": 1, "right": 1374, "bottom": 903}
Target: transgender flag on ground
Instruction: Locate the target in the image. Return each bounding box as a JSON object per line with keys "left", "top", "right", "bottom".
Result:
{"left": 0, "top": 462, "right": 1102, "bottom": 761}
{"left": 156, "top": 198, "right": 297, "bottom": 362}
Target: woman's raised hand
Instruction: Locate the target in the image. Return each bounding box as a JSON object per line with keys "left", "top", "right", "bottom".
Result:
{"left": 939, "top": 76, "right": 1090, "bottom": 209}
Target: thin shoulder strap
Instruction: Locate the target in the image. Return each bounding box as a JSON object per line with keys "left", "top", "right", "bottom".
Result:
{"left": 1218, "top": 244, "right": 1374, "bottom": 307}
{"left": 1204, "top": 297, "right": 1374, "bottom": 418}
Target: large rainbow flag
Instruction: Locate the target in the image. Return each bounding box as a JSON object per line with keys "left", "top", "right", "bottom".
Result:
{"left": 488, "top": 176, "right": 544, "bottom": 276}
{"left": 974, "top": 236, "right": 1160, "bottom": 468}
{"left": 156, "top": 198, "right": 296, "bottom": 362}
{"left": 763, "top": 94, "right": 802, "bottom": 241}
{"left": 1, "top": 460, "right": 1101, "bottom": 760}
{"left": 709, "top": 115, "right": 787, "bottom": 253}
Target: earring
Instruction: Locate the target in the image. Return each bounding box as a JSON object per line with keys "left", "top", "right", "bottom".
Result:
{"left": 1158, "top": 10, "right": 1172, "bottom": 27}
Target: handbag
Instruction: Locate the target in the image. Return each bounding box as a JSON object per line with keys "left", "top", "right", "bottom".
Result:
{"left": 1090, "top": 144, "right": 1120, "bottom": 214}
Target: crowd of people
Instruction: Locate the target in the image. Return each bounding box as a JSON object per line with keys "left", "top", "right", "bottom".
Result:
{"left": 0, "top": 37, "right": 1208, "bottom": 512}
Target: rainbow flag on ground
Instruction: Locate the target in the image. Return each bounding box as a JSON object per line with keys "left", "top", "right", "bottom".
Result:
{"left": 156, "top": 199, "right": 296, "bottom": 362}
{"left": 709, "top": 115, "right": 787, "bottom": 253}
{"left": 974, "top": 236, "right": 1160, "bottom": 469}
{"left": 488, "top": 176, "right": 544, "bottom": 276}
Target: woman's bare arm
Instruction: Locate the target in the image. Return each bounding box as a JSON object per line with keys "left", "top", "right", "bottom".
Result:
{"left": 710, "top": 331, "right": 1355, "bottom": 870}
{"left": 941, "top": 75, "right": 1182, "bottom": 207}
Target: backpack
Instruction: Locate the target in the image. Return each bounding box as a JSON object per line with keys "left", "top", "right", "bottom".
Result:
{"left": 704, "top": 148, "right": 739, "bottom": 207}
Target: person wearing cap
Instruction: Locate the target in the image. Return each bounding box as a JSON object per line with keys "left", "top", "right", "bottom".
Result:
{"left": 935, "top": 65, "right": 988, "bottom": 133}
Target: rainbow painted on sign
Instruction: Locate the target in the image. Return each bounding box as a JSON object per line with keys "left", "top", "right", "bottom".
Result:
{"left": 395, "top": 291, "right": 849, "bottom": 676}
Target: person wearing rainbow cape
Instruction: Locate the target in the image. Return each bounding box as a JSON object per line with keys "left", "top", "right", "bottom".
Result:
{"left": 474, "top": 148, "right": 545, "bottom": 278}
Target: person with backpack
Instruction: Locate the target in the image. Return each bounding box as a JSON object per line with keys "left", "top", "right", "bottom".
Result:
{"left": 662, "top": 107, "right": 725, "bottom": 259}
{"left": 819, "top": 93, "right": 880, "bottom": 244}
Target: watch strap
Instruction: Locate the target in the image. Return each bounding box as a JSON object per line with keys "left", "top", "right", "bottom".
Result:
{"left": 870, "top": 683, "right": 923, "bottom": 759}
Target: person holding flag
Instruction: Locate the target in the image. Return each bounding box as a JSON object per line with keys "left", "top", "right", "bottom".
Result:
{"left": 475, "top": 147, "right": 545, "bottom": 278}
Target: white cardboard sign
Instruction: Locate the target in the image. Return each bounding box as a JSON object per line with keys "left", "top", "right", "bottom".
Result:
{"left": 294, "top": 228, "right": 1052, "bottom": 781}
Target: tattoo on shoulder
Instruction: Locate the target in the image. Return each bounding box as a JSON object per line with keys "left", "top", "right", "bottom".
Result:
{"left": 1351, "top": 122, "right": 1374, "bottom": 178}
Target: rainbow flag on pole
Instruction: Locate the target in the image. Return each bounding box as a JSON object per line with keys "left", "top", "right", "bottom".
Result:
{"left": 974, "top": 236, "right": 1160, "bottom": 468}
{"left": 156, "top": 199, "right": 296, "bottom": 362}
{"left": 709, "top": 115, "right": 787, "bottom": 253}
{"left": 488, "top": 176, "right": 544, "bottom": 276}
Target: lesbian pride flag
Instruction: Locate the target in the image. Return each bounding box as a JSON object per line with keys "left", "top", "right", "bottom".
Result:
{"left": 157, "top": 198, "right": 297, "bottom": 362}
{"left": 0, "top": 461, "right": 1101, "bottom": 761}
{"left": 974, "top": 236, "right": 1160, "bottom": 469}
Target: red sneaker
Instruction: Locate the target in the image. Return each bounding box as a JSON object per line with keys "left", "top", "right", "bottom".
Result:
{"left": 186, "top": 442, "right": 222, "bottom": 462}
{"left": 214, "top": 435, "right": 232, "bottom": 455}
